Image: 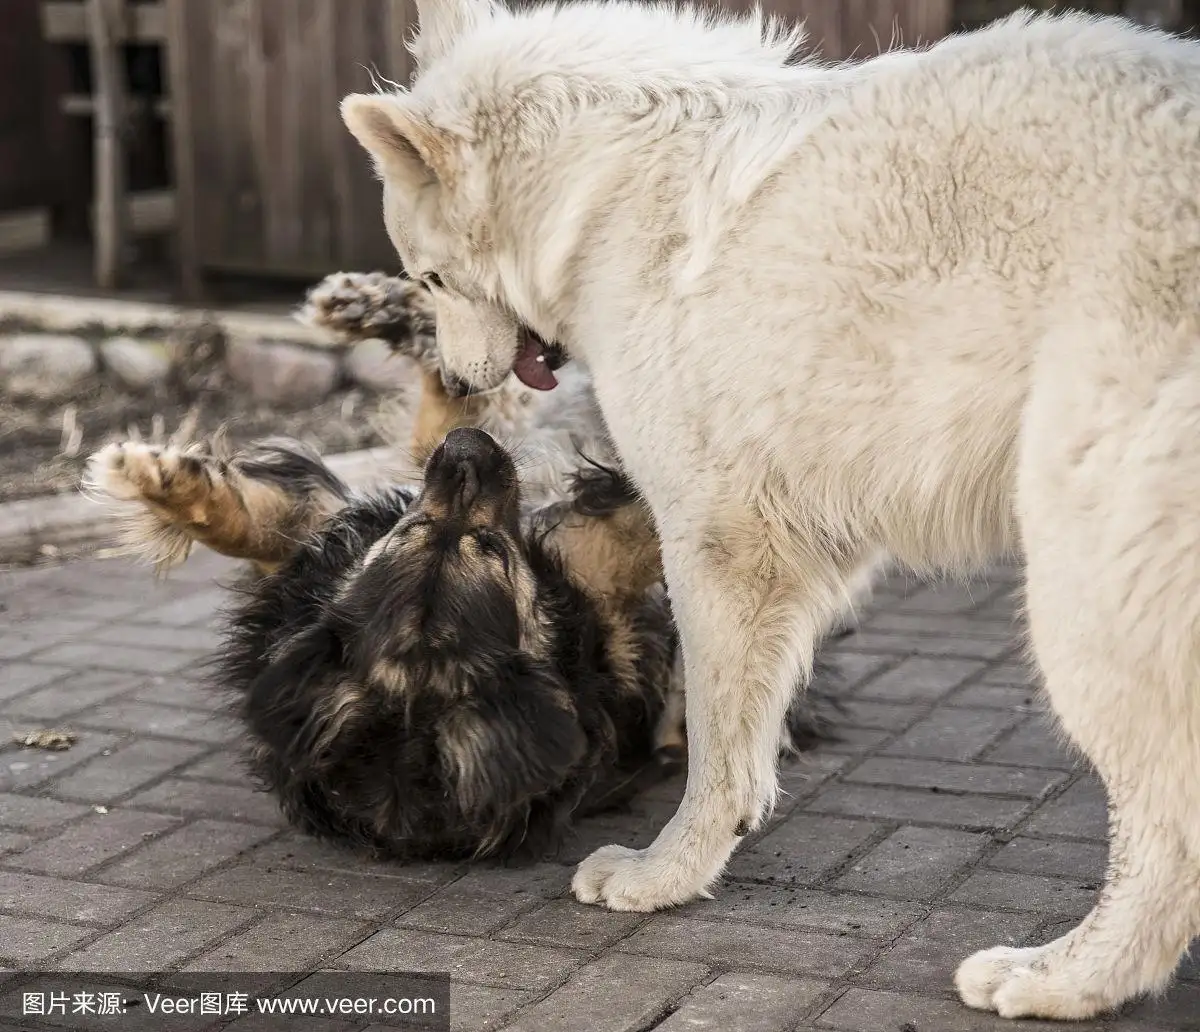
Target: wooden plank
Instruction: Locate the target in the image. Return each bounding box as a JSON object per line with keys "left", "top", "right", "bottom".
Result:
{"left": 60, "top": 93, "right": 172, "bottom": 118}
{"left": 87, "top": 0, "right": 129, "bottom": 288}
{"left": 88, "top": 187, "right": 175, "bottom": 237}
{"left": 0, "top": 208, "right": 51, "bottom": 255}
{"left": 41, "top": 0, "right": 167, "bottom": 42}
{"left": 164, "top": 0, "right": 202, "bottom": 297}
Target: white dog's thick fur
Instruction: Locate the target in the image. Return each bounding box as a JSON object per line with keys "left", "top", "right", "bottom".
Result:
{"left": 339, "top": 4, "right": 1200, "bottom": 1019}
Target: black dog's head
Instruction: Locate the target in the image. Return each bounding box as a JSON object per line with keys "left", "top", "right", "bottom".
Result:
{"left": 333, "top": 426, "right": 542, "bottom": 674}
{"left": 222, "top": 428, "right": 666, "bottom": 862}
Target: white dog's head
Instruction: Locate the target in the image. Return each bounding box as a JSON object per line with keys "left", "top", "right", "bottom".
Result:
{"left": 340, "top": 0, "right": 561, "bottom": 394}
{"left": 341, "top": 0, "right": 807, "bottom": 393}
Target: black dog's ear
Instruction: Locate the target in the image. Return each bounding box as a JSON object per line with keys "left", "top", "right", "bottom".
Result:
{"left": 436, "top": 664, "right": 588, "bottom": 830}
{"left": 568, "top": 455, "right": 639, "bottom": 517}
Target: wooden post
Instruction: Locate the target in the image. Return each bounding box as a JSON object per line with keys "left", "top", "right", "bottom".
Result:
{"left": 163, "top": 0, "right": 202, "bottom": 300}
{"left": 87, "top": 0, "right": 129, "bottom": 289}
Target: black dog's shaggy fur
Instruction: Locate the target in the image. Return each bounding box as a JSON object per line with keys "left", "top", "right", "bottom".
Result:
{"left": 221, "top": 434, "right": 678, "bottom": 861}
{"left": 90, "top": 426, "right": 843, "bottom": 864}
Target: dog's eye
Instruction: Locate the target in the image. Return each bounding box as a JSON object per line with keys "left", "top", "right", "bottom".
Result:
{"left": 422, "top": 272, "right": 444, "bottom": 290}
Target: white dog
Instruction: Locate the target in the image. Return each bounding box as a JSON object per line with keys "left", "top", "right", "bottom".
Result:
{"left": 339, "top": 4, "right": 1200, "bottom": 1019}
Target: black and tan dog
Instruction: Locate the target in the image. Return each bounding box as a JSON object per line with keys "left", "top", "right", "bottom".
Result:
{"left": 86, "top": 273, "right": 843, "bottom": 862}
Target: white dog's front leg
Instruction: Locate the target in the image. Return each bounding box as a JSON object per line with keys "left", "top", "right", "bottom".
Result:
{"left": 572, "top": 535, "right": 849, "bottom": 912}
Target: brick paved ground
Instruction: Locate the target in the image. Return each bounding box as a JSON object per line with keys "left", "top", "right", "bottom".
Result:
{"left": 1, "top": 552, "right": 1197, "bottom": 1031}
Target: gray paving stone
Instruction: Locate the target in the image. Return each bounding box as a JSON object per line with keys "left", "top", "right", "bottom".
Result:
{"left": 695, "top": 884, "right": 923, "bottom": 938}
{"left": 500, "top": 953, "right": 707, "bottom": 1032}
{"left": 86, "top": 623, "right": 223, "bottom": 654}
{"left": 0, "top": 617, "right": 104, "bottom": 660}
{"left": 1022, "top": 778, "right": 1109, "bottom": 841}
{"left": 807, "top": 783, "right": 1029, "bottom": 831}
{"left": 891, "top": 582, "right": 1009, "bottom": 614}
{"left": 726, "top": 814, "right": 881, "bottom": 884}
{"left": 95, "top": 819, "right": 276, "bottom": 889}
{"left": 840, "top": 700, "right": 922, "bottom": 731}
{"left": 0, "top": 663, "right": 73, "bottom": 701}
{"left": 497, "top": 899, "right": 646, "bottom": 950}
{"left": 187, "top": 863, "right": 433, "bottom": 920}
{"left": 47, "top": 738, "right": 211, "bottom": 803}
{"left": 183, "top": 912, "right": 372, "bottom": 972}
{"left": 987, "top": 836, "right": 1108, "bottom": 881}
{"left": 0, "top": 793, "right": 91, "bottom": 831}
{"left": 983, "top": 717, "right": 1079, "bottom": 770}
{"left": 0, "top": 870, "right": 156, "bottom": 925}
{"left": 0, "top": 830, "right": 34, "bottom": 855}
{"left": 0, "top": 913, "right": 94, "bottom": 964}
{"left": 28, "top": 643, "right": 198, "bottom": 676}
{"left": 978, "top": 660, "right": 1037, "bottom": 686}
{"left": 859, "top": 908, "right": 1038, "bottom": 993}
{"left": 1126, "top": 981, "right": 1200, "bottom": 1030}
{"left": 656, "top": 972, "right": 828, "bottom": 1031}
{"left": 881, "top": 706, "right": 1021, "bottom": 762}
{"left": 175, "top": 749, "right": 252, "bottom": 785}
{"left": 948, "top": 683, "right": 1040, "bottom": 709}
{"left": 835, "top": 825, "right": 987, "bottom": 900}
{"left": 127, "top": 676, "right": 223, "bottom": 712}
{"left": 815, "top": 987, "right": 1097, "bottom": 1031}
{"left": 450, "top": 862, "right": 573, "bottom": 899}
{"left": 389, "top": 884, "right": 536, "bottom": 937}
{"left": 57, "top": 897, "right": 254, "bottom": 971}
{"left": 854, "top": 657, "right": 987, "bottom": 703}
{"left": 826, "top": 653, "right": 895, "bottom": 689}
{"left": 837, "top": 630, "right": 1011, "bottom": 659}
{"left": 73, "top": 702, "right": 234, "bottom": 743}
{"left": 6, "top": 671, "right": 135, "bottom": 721}
{"left": 0, "top": 731, "right": 123, "bottom": 792}
{"left": 865, "top": 612, "right": 1014, "bottom": 639}
{"left": 618, "top": 915, "right": 873, "bottom": 979}
{"left": 949, "top": 869, "right": 1098, "bottom": 917}
{"left": 844, "top": 756, "right": 1064, "bottom": 798}
{"left": 3, "top": 809, "right": 180, "bottom": 877}
{"left": 339, "top": 926, "right": 585, "bottom": 991}
{"left": 125, "top": 779, "right": 283, "bottom": 825}
{"left": 131, "top": 593, "right": 228, "bottom": 627}
{"left": 246, "top": 832, "right": 459, "bottom": 885}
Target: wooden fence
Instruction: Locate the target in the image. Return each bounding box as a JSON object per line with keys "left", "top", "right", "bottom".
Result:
{"left": 165, "top": 0, "right": 953, "bottom": 289}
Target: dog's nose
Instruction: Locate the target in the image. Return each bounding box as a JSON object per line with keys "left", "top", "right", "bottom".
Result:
{"left": 433, "top": 428, "right": 506, "bottom": 513}
{"left": 441, "top": 427, "right": 502, "bottom": 465}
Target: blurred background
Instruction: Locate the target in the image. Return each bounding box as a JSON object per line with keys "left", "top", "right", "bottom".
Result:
{"left": 1, "top": 0, "right": 1197, "bottom": 306}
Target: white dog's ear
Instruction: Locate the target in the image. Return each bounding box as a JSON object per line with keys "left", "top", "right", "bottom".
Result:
{"left": 412, "top": 0, "right": 497, "bottom": 67}
{"left": 341, "top": 94, "right": 459, "bottom": 188}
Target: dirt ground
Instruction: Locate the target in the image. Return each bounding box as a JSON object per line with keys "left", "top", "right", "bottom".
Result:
{"left": 0, "top": 377, "right": 402, "bottom": 505}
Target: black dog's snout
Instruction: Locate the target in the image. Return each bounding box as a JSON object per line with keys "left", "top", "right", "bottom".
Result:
{"left": 427, "top": 428, "right": 511, "bottom": 514}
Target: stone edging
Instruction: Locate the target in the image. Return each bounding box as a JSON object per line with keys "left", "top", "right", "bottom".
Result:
{"left": 0, "top": 445, "right": 400, "bottom": 565}
{"left": 0, "top": 289, "right": 408, "bottom": 403}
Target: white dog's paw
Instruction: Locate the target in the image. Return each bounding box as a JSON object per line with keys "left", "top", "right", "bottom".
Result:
{"left": 956, "top": 945, "right": 1032, "bottom": 1011}
{"left": 571, "top": 843, "right": 713, "bottom": 912}
{"left": 956, "top": 944, "right": 1109, "bottom": 1020}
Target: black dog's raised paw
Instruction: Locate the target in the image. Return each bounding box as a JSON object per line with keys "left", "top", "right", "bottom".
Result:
{"left": 299, "top": 271, "right": 438, "bottom": 369}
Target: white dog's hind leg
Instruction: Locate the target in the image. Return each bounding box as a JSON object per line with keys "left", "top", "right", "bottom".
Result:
{"left": 958, "top": 793, "right": 1200, "bottom": 1019}
{"left": 959, "top": 335, "right": 1200, "bottom": 1018}
{"left": 572, "top": 530, "right": 862, "bottom": 911}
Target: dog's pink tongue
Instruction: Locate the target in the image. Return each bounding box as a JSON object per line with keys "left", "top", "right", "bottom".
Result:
{"left": 512, "top": 333, "right": 558, "bottom": 391}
